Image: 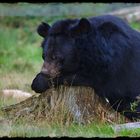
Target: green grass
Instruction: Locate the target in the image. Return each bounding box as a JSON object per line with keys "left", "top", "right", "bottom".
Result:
{"left": 0, "top": 18, "right": 42, "bottom": 72}
{"left": 130, "top": 22, "right": 140, "bottom": 31}
{"left": 0, "top": 17, "right": 44, "bottom": 92}
{"left": 0, "top": 11, "right": 140, "bottom": 137}
{"left": 8, "top": 122, "right": 114, "bottom": 137}
{"left": 0, "top": 117, "right": 140, "bottom": 137}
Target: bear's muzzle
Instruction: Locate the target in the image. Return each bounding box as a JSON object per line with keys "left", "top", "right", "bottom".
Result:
{"left": 41, "top": 61, "right": 60, "bottom": 78}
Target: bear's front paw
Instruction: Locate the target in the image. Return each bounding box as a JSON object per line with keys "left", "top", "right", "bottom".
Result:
{"left": 31, "top": 73, "right": 50, "bottom": 93}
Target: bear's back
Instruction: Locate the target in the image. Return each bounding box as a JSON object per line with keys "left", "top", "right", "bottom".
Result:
{"left": 89, "top": 15, "right": 139, "bottom": 36}
{"left": 87, "top": 15, "right": 140, "bottom": 99}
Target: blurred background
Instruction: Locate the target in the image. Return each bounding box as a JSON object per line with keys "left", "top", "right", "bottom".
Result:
{"left": 1, "top": 3, "right": 140, "bottom": 94}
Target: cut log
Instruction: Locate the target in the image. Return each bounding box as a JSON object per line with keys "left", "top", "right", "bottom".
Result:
{"left": 1, "top": 86, "right": 128, "bottom": 124}
{"left": 112, "top": 122, "right": 140, "bottom": 132}
{"left": 108, "top": 6, "right": 140, "bottom": 23}
{"left": 1, "top": 89, "right": 32, "bottom": 102}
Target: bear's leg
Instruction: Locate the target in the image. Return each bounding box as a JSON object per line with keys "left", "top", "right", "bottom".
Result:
{"left": 108, "top": 97, "right": 140, "bottom": 120}
{"left": 32, "top": 72, "right": 94, "bottom": 94}
{"left": 122, "top": 100, "right": 140, "bottom": 120}
{"left": 31, "top": 73, "right": 50, "bottom": 93}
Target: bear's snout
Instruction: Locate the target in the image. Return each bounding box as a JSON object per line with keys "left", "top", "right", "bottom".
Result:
{"left": 41, "top": 61, "right": 60, "bottom": 78}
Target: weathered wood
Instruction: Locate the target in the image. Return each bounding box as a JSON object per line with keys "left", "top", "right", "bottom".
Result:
{"left": 112, "top": 122, "right": 140, "bottom": 132}
{"left": 1, "top": 86, "right": 127, "bottom": 124}
{"left": 1, "top": 89, "right": 32, "bottom": 101}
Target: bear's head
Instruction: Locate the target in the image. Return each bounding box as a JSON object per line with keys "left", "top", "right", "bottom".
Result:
{"left": 32, "top": 17, "right": 127, "bottom": 93}
{"left": 37, "top": 18, "right": 92, "bottom": 78}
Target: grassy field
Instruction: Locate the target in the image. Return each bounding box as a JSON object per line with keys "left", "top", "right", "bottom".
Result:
{"left": 0, "top": 3, "right": 140, "bottom": 137}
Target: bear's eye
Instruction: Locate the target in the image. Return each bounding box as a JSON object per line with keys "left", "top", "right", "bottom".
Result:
{"left": 51, "top": 55, "right": 57, "bottom": 60}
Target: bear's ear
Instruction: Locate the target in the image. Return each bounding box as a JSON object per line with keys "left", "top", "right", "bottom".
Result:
{"left": 37, "top": 22, "right": 50, "bottom": 38}
{"left": 98, "top": 22, "right": 127, "bottom": 38}
{"left": 70, "top": 18, "right": 92, "bottom": 37}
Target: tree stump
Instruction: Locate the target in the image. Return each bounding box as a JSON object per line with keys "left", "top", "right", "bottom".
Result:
{"left": 1, "top": 86, "right": 128, "bottom": 124}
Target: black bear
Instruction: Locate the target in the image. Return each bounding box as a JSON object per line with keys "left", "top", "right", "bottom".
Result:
{"left": 31, "top": 15, "right": 140, "bottom": 120}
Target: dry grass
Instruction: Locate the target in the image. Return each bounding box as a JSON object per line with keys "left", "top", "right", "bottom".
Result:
{"left": 1, "top": 85, "right": 130, "bottom": 126}
{"left": 0, "top": 72, "right": 35, "bottom": 93}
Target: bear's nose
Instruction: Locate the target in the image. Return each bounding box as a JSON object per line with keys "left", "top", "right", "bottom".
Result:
{"left": 41, "top": 62, "right": 50, "bottom": 75}
{"left": 41, "top": 67, "right": 49, "bottom": 75}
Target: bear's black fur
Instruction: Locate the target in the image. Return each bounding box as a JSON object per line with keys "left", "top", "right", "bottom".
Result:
{"left": 31, "top": 15, "right": 140, "bottom": 120}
